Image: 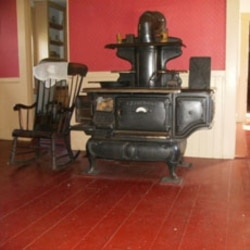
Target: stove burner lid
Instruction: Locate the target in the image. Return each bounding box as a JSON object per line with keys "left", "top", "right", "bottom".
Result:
{"left": 138, "top": 11, "right": 167, "bottom": 43}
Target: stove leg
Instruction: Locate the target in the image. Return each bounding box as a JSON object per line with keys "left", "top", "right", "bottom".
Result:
{"left": 161, "top": 161, "right": 182, "bottom": 184}
{"left": 81, "top": 155, "right": 99, "bottom": 175}
{"left": 88, "top": 156, "right": 100, "bottom": 175}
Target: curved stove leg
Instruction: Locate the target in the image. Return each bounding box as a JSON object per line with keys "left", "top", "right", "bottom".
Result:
{"left": 86, "top": 155, "right": 99, "bottom": 175}
{"left": 160, "top": 141, "right": 185, "bottom": 184}
{"left": 81, "top": 151, "right": 99, "bottom": 175}
{"left": 161, "top": 161, "right": 182, "bottom": 184}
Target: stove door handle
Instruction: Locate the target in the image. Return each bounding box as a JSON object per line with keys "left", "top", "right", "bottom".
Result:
{"left": 135, "top": 107, "right": 148, "bottom": 113}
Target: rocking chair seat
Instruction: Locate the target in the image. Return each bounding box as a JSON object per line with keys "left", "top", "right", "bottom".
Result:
{"left": 12, "top": 129, "right": 54, "bottom": 139}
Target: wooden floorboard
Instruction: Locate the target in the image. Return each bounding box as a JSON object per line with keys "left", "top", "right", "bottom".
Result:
{"left": 0, "top": 125, "right": 250, "bottom": 249}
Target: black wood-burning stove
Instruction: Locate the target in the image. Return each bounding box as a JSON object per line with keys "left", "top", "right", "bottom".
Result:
{"left": 74, "top": 11, "right": 214, "bottom": 183}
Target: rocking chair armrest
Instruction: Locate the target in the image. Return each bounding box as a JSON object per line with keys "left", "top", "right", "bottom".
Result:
{"left": 13, "top": 102, "right": 36, "bottom": 130}
{"left": 13, "top": 102, "right": 36, "bottom": 111}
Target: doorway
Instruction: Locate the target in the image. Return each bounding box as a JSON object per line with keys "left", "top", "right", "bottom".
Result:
{"left": 31, "top": 0, "right": 67, "bottom": 65}
{"left": 247, "top": 24, "right": 250, "bottom": 112}
{"left": 235, "top": 14, "right": 250, "bottom": 158}
{"left": 237, "top": 14, "right": 250, "bottom": 122}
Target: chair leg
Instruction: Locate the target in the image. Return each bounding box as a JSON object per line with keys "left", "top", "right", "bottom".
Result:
{"left": 64, "top": 134, "right": 74, "bottom": 160}
{"left": 34, "top": 138, "right": 41, "bottom": 158}
{"left": 64, "top": 134, "right": 80, "bottom": 161}
{"left": 50, "top": 135, "right": 80, "bottom": 171}
{"left": 9, "top": 137, "right": 18, "bottom": 165}
{"left": 51, "top": 137, "right": 57, "bottom": 171}
{"left": 9, "top": 137, "right": 40, "bottom": 166}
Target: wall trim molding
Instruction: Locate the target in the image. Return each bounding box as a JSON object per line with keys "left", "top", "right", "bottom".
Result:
{"left": 0, "top": 78, "right": 20, "bottom": 84}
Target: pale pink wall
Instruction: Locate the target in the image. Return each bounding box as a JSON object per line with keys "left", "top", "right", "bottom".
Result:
{"left": 0, "top": 0, "right": 19, "bottom": 77}
{"left": 69, "top": 0, "right": 226, "bottom": 71}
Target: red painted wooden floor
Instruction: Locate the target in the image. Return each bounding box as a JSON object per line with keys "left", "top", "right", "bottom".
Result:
{"left": 1, "top": 124, "right": 250, "bottom": 249}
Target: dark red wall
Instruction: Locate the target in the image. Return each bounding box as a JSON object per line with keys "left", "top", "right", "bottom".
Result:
{"left": 0, "top": 0, "right": 19, "bottom": 77}
{"left": 0, "top": 0, "right": 226, "bottom": 77}
{"left": 69, "top": 0, "right": 226, "bottom": 71}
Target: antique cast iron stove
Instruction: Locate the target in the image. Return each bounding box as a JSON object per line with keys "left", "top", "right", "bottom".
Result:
{"left": 75, "top": 11, "right": 214, "bottom": 183}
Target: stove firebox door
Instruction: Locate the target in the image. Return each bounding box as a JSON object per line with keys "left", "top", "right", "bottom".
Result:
{"left": 116, "top": 96, "right": 171, "bottom": 131}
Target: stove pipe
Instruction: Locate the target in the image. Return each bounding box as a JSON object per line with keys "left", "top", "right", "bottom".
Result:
{"left": 137, "top": 11, "right": 167, "bottom": 87}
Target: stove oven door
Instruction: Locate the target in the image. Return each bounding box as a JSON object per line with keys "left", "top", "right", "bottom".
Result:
{"left": 173, "top": 91, "right": 214, "bottom": 138}
{"left": 116, "top": 96, "right": 171, "bottom": 132}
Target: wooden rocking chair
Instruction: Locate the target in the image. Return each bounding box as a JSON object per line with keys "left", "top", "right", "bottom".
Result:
{"left": 9, "top": 61, "right": 88, "bottom": 170}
